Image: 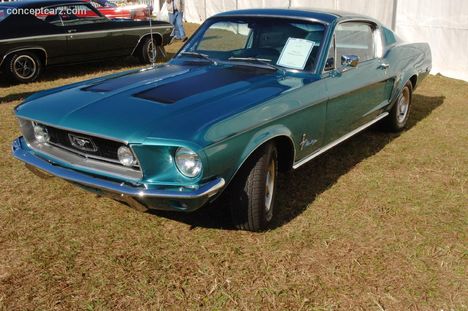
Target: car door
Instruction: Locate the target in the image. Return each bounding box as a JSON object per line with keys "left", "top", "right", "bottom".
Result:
{"left": 54, "top": 4, "right": 123, "bottom": 62}
{"left": 323, "top": 22, "right": 394, "bottom": 142}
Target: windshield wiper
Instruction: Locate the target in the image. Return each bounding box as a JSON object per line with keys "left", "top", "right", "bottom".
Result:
{"left": 180, "top": 52, "right": 217, "bottom": 65}
{"left": 228, "top": 57, "right": 283, "bottom": 73}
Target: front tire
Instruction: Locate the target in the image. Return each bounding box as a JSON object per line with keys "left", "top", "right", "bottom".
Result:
{"left": 228, "top": 143, "right": 278, "bottom": 232}
{"left": 4, "top": 51, "right": 42, "bottom": 84}
{"left": 383, "top": 81, "right": 413, "bottom": 132}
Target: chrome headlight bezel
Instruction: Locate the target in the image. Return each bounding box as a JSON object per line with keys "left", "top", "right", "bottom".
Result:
{"left": 175, "top": 147, "right": 203, "bottom": 178}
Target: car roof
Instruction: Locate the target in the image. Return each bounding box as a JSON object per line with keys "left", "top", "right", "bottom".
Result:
{"left": 214, "top": 8, "right": 373, "bottom": 24}
{"left": 0, "top": 0, "right": 88, "bottom": 9}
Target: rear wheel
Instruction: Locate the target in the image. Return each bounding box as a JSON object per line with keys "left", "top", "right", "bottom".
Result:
{"left": 138, "top": 37, "right": 165, "bottom": 64}
{"left": 228, "top": 143, "right": 278, "bottom": 232}
{"left": 383, "top": 81, "right": 413, "bottom": 132}
{"left": 4, "top": 51, "right": 43, "bottom": 84}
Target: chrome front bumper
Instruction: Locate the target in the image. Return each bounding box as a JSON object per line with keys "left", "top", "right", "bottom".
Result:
{"left": 12, "top": 137, "right": 225, "bottom": 211}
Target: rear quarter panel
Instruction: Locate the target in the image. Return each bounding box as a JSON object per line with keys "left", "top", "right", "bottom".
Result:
{"left": 385, "top": 42, "right": 432, "bottom": 103}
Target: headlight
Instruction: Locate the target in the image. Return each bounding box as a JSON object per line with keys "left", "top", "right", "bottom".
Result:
{"left": 175, "top": 147, "right": 202, "bottom": 178}
{"left": 118, "top": 146, "right": 136, "bottom": 167}
{"left": 33, "top": 124, "right": 49, "bottom": 143}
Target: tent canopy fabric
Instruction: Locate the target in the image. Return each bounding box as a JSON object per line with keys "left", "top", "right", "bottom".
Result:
{"left": 156, "top": 0, "right": 467, "bottom": 81}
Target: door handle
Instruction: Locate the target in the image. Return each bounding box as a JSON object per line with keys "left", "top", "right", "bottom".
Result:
{"left": 379, "top": 63, "right": 390, "bottom": 70}
{"left": 68, "top": 29, "right": 77, "bottom": 33}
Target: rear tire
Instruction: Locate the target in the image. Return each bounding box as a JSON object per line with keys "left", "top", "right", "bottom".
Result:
{"left": 138, "top": 37, "right": 165, "bottom": 64}
{"left": 228, "top": 143, "right": 278, "bottom": 232}
{"left": 4, "top": 51, "right": 42, "bottom": 84}
{"left": 383, "top": 81, "right": 413, "bottom": 132}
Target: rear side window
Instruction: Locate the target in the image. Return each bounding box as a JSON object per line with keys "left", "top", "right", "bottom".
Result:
{"left": 335, "top": 22, "right": 375, "bottom": 62}
{"left": 382, "top": 27, "right": 396, "bottom": 45}
{"left": 0, "top": 7, "right": 11, "bottom": 22}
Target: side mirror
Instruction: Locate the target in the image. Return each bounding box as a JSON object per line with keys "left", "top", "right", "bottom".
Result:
{"left": 341, "top": 55, "right": 359, "bottom": 68}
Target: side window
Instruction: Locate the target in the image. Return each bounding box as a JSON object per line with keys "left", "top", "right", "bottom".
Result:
{"left": 90, "top": 1, "right": 103, "bottom": 9}
{"left": 55, "top": 4, "right": 102, "bottom": 25}
{"left": 335, "top": 22, "right": 375, "bottom": 63}
{"left": 324, "top": 35, "right": 336, "bottom": 71}
{"left": 35, "top": 10, "right": 62, "bottom": 25}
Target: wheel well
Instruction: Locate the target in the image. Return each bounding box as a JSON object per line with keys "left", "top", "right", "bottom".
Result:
{"left": 2, "top": 48, "right": 47, "bottom": 67}
{"left": 133, "top": 33, "right": 163, "bottom": 56}
{"left": 410, "top": 75, "right": 418, "bottom": 90}
{"left": 272, "top": 136, "right": 295, "bottom": 172}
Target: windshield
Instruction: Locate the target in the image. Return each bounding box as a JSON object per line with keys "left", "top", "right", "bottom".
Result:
{"left": 181, "top": 17, "right": 326, "bottom": 72}
{"left": 0, "top": 7, "right": 11, "bottom": 22}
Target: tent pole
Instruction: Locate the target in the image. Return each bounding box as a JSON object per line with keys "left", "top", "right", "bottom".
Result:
{"left": 204, "top": 0, "right": 207, "bottom": 20}
{"left": 392, "top": 0, "right": 399, "bottom": 30}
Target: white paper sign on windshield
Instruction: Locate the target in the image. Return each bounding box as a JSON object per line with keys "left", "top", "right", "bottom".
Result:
{"left": 277, "top": 38, "right": 316, "bottom": 70}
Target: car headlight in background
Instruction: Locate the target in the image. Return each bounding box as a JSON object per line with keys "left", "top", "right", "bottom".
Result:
{"left": 33, "top": 124, "right": 49, "bottom": 143}
{"left": 118, "top": 146, "right": 136, "bottom": 167}
{"left": 175, "top": 147, "right": 202, "bottom": 178}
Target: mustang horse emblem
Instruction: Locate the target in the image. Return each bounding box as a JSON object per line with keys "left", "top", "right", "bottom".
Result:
{"left": 68, "top": 134, "right": 98, "bottom": 152}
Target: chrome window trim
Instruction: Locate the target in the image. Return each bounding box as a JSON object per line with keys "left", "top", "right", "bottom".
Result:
{"left": 202, "top": 14, "right": 330, "bottom": 74}
{"left": 212, "top": 14, "right": 330, "bottom": 26}
{"left": 319, "top": 18, "right": 380, "bottom": 73}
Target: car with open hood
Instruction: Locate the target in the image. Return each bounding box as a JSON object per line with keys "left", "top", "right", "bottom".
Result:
{"left": 12, "top": 8, "right": 432, "bottom": 231}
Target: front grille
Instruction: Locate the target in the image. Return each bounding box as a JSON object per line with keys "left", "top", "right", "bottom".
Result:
{"left": 43, "top": 125, "right": 131, "bottom": 165}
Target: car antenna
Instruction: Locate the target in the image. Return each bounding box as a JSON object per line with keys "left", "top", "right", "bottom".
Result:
{"left": 148, "top": 2, "right": 155, "bottom": 67}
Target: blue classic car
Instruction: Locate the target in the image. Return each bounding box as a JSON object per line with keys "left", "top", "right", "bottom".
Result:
{"left": 12, "top": 8, "right": 432, "bottom": 231}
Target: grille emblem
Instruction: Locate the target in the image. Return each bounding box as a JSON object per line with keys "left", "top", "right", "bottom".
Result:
{"left": 68, "top": 134, "right": 98, "bottom": 152}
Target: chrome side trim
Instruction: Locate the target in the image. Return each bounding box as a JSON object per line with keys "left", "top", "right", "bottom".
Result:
{"left": 0, "top": 47, "right": 48, "bottom": 67}
{"left": 293, "top": 112, "right": 389, "bottom": 169}
{"left": 12, "top": 137, "right": 225, "bottom": 200}
{"left": 0, "top": 26, "right": 170, "bottom": 44}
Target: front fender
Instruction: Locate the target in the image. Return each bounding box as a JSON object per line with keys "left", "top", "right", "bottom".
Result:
{"left": 203, "top": 124, "right": 294, "bottom": 188}
{"left": 238, "top": 125, "right": 294, "bottom": 172}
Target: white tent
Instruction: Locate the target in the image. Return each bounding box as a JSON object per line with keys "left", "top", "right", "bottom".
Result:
{"left": 155, "top": 0, "right": 468, "bottom": 82}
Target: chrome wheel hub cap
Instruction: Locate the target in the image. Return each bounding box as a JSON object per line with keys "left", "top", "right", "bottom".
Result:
{"left": 13, "top": 55, "right": 36, "bottom": 80}
{"left": 397, "top": 87, "right": 410, "bottom": 124}
{"left": 147, "top": 42, "right": 157, "bottom": 63}
{"left": 264, "top": 159, "right": 276, "bottom": 221}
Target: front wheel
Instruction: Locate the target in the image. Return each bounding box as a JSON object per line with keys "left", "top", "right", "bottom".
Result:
{"left": 138, "top": 38, "right": 165, "bottom": 64}
{"left": 4, "top": 51, "right": 43, "bottom": 84}
{"left": 228, "top": 143, "right": 278, "bottom": 232}
{"left": 383, "top": 81, "right": 413, "bottom": 132}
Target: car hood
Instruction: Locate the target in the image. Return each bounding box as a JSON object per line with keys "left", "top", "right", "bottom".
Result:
{"left": 16, "top": 63, "right": 315, "bottom": 145}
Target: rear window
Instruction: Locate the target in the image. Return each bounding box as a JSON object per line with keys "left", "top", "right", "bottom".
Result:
{"left": 383, "top": 27, "right": 396, "bottom": 45}
{"left": 0, "top": 7, "right": 11, "bottom": 22}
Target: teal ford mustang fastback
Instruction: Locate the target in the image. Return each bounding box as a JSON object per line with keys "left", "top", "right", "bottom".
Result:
{"left": 12, "top": 8, "right": 432, "bottom": 231}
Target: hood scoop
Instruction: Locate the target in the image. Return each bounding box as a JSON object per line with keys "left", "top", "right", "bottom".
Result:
{"left": 134, "top": 66, "right": 271, "bottom": 104}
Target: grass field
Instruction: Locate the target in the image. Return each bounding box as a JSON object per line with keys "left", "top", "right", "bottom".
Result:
{"left": 0, "top": 24, "right": 467, "bottom": 310}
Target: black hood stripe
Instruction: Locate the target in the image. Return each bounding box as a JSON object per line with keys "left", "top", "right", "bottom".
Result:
{"left": 134, "top": 66, "right": 272, "bottom": 104}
